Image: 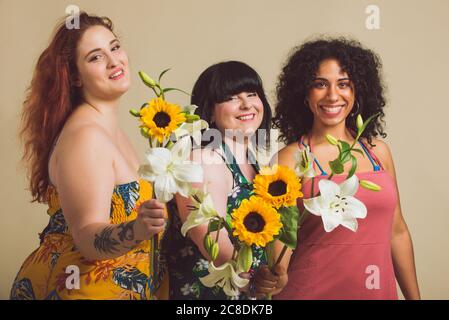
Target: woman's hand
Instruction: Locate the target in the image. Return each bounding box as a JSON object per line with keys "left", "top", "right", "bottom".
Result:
{"left": 253, "top": 264, "right": 288, "bottom": 298}
{"left": 134, "top": 199, "right": 167, "bottom": 240}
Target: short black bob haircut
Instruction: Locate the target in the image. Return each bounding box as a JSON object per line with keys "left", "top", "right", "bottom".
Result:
{"left": 191, "top": 60, "right": 272, "bottom": 148}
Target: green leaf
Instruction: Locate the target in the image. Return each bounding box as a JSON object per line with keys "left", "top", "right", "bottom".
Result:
{"left": 339, "top": 141, "right": 352, "bottom": 163}
{"left": 347, "top": 155, "right": 357, "bottom": 179}
{"left": 329, "top": 159, "right": 344, "bottom": 174}
{"left": 278, "top": 206, "right": 299, "bottom": 249}
{"left": 351, "top": 148, "right": 365, "bottom": 157}
{"left": 162, "top": 87, "right": 192, "bottom": 96}
{"left": 140, "top": 102, "right": 148, "bottom": 110}
{"left": 207, "top": 219, "right": 222, "bottom": 233}
{"left": 158, "top": 68, "right": 171, "bottom": 83}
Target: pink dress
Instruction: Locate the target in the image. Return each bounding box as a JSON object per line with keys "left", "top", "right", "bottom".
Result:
{"left": 275, "top": 138, "right": 398, "bottom": 300}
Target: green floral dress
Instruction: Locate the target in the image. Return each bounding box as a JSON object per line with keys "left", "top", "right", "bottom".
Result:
{"left": 162, "top": 142, "right": 266, "bottom": 300}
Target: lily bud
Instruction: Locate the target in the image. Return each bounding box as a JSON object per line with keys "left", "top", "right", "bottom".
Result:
{"left": 210, "top": 243, "right": 219, "bottom": 261}
{"left": 356, "top": 114, "right": 364, "bottom": 131}
{"left": 360, "top": 179, "right": 382, "bottom": 191}
{"left": 139, "top": 71, "right": 157, "bottom": 87}
{"left": 326, "top": 134, "right": 339, "bottom": 146}
{"left": 204, "top": 234, "right": 214, "bottom": 253}
{"left": 140, "top": 127, "right": 150, "bottom": 139}
{"left": 237, "top": 244, "right": 253, "bottom": 272}
{"left": 129, "top": 109, "right": 141, "bottom": 117}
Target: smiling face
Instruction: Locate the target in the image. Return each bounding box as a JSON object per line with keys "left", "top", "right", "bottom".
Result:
{"left": 75, "top": 25, "right": 131, "bottom": 102}
{"left": 212, "top": 91, "right": 264, "bottom": 135}
{"left": 307, "top": 58, "right": 355, "bottom": 128}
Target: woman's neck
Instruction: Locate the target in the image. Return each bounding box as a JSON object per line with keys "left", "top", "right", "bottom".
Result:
{"left": 222, "top": 134, "right": 249, "bottom": 165}
{"left": 309, "top": 122, "right": 354, "bottom": 145}
{"left": 82, "top": 96, "right": 121, "bottom": 137}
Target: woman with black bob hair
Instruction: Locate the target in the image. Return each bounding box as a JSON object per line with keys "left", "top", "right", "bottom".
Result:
{"left": 163, "top": 61, "right": 273, "bottom": 299}
{"left": 192, "top": 60, "right": 272, "bottom": 149}
{"left": 263, "top": 38, "right": 420, "bottom": 299}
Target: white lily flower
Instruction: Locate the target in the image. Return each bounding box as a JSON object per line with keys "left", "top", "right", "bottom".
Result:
{"left": 174, "top": 105, "right": 209, "bottom": 146}
{"left": 138, "top": 136, "right": 203, "bottom": 202}
{"left": 303, "top": 175, "right": 367, "bottom": 232}
{"left": 199, "top": 261, "right": 249, "bottom": 297}
{"left": 294, "top": 146, "right": 316, "bottom": 178}
{"left": 181, "top": 189, "right": 219, "bottom": 236}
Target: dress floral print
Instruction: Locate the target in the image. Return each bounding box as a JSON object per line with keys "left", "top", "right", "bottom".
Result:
{"left": 10, "top": 180, "right": 168, "bottom": 300}
{"left": 163, "top": 143, "right": 266, "bottom": 299}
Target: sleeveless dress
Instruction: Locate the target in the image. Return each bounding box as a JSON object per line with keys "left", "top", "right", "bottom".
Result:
{"left": 274, "top": 137, "right": 398, "bottom": 300}
{"left": 10, "top": 179, "right": 168, "bottom": 300}
{"left": 163, "top": 142, "right": 267, "bottom": 299}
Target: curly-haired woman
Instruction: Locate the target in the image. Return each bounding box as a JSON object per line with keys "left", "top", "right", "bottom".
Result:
{"left": 264, "top": 38, "right": 420, "bottom": 299}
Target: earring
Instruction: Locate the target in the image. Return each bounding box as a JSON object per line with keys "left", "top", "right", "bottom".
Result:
{"left": 351, "top": 100, "right": 360, "bottom": 116}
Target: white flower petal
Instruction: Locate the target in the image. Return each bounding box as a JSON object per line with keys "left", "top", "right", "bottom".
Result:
{"left": 321, "top": 210, "right": 341, "bottom": 232}
{"left": 138, "top": 164, "right": 157, "bottom": 182}
{"left": 303, "top": 197, "right": 323, "bottom": 216}
{"left": 318, "top": 179, "right": 340, "bottom": 203}
{"left": 173, "top": 162, "right": 203, "bottom": 183}
{"left": 144, "top": 148, "right": 171, "bottom": 174}
{"left": 340, "top": 213, "right": 358, "bottom": 232}
{"left": 154, "top": 175, "right": 177, "bottom": 202}
{"left": 340, "top": 175, "right": 359, "bottom": 196}
{"left": 345, "top": 197, "right": 368, "bottom": 218}
{"left": 171, "top": 136, "right": 192, "bottom": 162}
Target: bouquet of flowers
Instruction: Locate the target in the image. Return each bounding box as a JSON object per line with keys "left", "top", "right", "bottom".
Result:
{"left": 301, "top": 114, "right": 382, "bottom": 233}
{"left": 129, "top": 69, "right": 207, "bottom": 298}
{"left": 180, "top": 161, "right": 303, "bottom": 298}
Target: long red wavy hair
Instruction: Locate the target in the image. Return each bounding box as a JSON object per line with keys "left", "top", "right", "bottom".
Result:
{"left": 20, "top": 12, "right": 114, "bottom": 203}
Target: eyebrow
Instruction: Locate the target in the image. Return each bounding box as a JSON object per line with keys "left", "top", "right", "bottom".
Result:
{"left": 313, "top": 77, "right": 351, "bottom": 81}
{"left": 85, "top": 39, "right": 119, "bottom": 59}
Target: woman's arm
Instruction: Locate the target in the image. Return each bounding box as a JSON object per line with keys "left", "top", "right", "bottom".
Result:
{"left": 53, "top": 126, "right": 165, "bottom": 261}
{"left": 374, "top": 140, "right": 421, "bottom": 299}
{"left": 175, "top": 148, "right": 235, "bottom": 266}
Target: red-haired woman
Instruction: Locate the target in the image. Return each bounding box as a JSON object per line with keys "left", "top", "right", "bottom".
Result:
{"left": 10, "top": 12, "right": 168, "bottom": 300}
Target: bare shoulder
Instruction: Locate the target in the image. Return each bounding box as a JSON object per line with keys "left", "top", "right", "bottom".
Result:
{"left": 366, "top": 138, "right": 394, "bottom": 172}
{"left": 271, "top": 142, "right": 298, "bottom": 169}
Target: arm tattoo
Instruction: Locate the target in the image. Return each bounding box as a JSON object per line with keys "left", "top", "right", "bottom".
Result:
{"left": 117, "top": 221, "right": 136, "bottom": 242}
{"left": 94, "top": 226, "right": 120, "bottom": 254}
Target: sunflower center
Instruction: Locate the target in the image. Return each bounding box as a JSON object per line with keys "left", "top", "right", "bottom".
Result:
{"left": 268, "top": 180, "right": 287, "bottom": 197}
{"left": 153, "top": 112, "right": 171, "bottom": 128}
{"left": 243, "top": 212, "right": 266, "bottom": 233}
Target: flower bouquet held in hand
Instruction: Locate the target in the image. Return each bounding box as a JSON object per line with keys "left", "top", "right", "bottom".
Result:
{"left": 302, "top": 114, "right": 382, "bottom": 233}
{"left": 180, "top": 163, "right": 302, "bottom": 298}
{"left": 129, "top": 70, "right": 206, "bottom": 298}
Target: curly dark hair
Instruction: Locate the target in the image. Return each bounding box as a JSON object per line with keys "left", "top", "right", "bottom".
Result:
{"left": 272, "top": 37, "right": 387, "bottom": 147}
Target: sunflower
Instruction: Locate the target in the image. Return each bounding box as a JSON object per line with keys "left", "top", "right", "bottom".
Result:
{"left": 140, "top": 97, "right": 186, "bottom": 143}
{"left": 231, "top": 196, "right": 282, "bottom": 247}
{"left": 253, "top": 165, "right": 303, "bottom": 209}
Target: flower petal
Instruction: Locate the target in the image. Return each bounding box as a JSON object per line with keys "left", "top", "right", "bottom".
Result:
{"left": 154, "top": 175, "right": 177, "bottom": 202}
{"left": 303, "top": 196, "right": 323, "bottom": 216}
{"left": 339, "top": 175, "right": 359, "bottom": 197}
{"left": 172, "top": 162, "right": 203, "bottom": 183}
{"left": 138, "top": 164, "right": 157, "bottom": 182}
{"left": 143, "top": 148, "right": 171, "bottom": 174}
{"left": 321, "top": 210, "right": 341, "bottom": 232}
{"left": 340, "top": 214, "right": 358, "bottom": 232}
{"left": 344, "top": 196, "right": 368, "bottom": 218}
{"left": 318, "top": 179, "right": 340, "bottom": 203}
{"left": 171, "top": 136, "right": 192, "bottom": 162}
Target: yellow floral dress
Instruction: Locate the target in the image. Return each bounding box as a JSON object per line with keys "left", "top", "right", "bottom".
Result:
{"left": 10, "top": 179, "right": 168, "bottom": 300}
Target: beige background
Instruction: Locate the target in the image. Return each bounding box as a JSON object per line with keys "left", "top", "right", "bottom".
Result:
{"left": 1, "top": 0, "right": 448, "bottom": 299}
